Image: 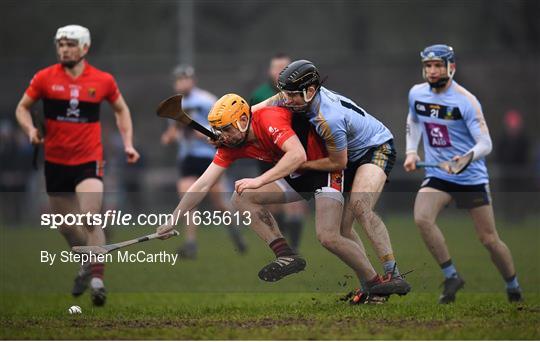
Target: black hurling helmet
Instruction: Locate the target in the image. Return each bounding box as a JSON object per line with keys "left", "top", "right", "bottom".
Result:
{"left": 277, "top": 60, "right": 321, "bottom": 111}
{"left": 277, "top": 59, "right": 321, "bottom": 92}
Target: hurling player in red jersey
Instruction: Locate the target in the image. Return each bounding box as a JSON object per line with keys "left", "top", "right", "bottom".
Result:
{"left": 156, "top": 94, "right": 404, "bottom": 301}
{"left": 15, "top": 25, "right": 140, "bottom": 306}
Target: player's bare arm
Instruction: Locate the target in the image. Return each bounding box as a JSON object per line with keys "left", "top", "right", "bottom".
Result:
{"left": 235, "top": 135, "right": 307, "bottom": 194}
{"left": 15, "top": 94, "right": 43, "bottom": 145}
{"left": 111, "top": 94, "right": 140, "bottom": 163}
{"left": 298, "top": 148, "right": 347, "bottom": 172}
{"left": 157, "top": 162, "right": 227, "bottom": 236}
{"left": 251, "top": 93, "right": 280, "bottom": 112}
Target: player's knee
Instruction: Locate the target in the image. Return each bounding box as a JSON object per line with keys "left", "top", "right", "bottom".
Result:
{"left": 479, "top": 234, "right": 500, "bottom": 249}
{"left": 59, "top": 225, "right": 86, "bottom": 245}
{"left": 58, "top": 224, "right": 71, "bottom": 236}
{"left": 316, "top": 232, "right": 340, "bottom": 251}
{"left": 231, "top": 191, "right": 261, "bottom": 209}
{"left": 230, "top": 193, "right": 243, "bottom": 209}
{"left": 414, "top": 215, "right": 435, "bottom": 230}
{"left": 231, "top": 193, "right": 251, "bottom": 209}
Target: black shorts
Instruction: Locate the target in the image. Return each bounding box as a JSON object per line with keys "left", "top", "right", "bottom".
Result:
{"left": 284, "top": 170, "right": 344, "bottom": 201}
{"left": 420, "top": 177, "right": 491, "bottom": 209}
{"left": 179, "top": 156, "right": 213, "bottom": 177}
{"left": 344, "top": 139, "right": 396, "bottom": 190}
{"left": 45, "top": 160, "right": 104, "bottom": 194}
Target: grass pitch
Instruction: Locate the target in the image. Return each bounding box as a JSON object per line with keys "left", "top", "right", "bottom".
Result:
{"left": 1, "top": 214, "right": 539, "bottom": 339}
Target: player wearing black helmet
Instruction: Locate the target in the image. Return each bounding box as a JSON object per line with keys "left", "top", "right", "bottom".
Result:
{"left": 274, "top": 60, "right": 321, "bottom": 112}
{"left": 252, "top": 60, "right": 411, "bottom": 302}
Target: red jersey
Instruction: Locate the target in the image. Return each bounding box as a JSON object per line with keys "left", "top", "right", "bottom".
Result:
{"left": 25, "top": 61, "right": 120, "bottom": 165}
{"left": 213, "top": 107, "right": 326, "bottom": 168}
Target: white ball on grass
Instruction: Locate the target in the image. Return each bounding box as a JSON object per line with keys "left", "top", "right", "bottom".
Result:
{"left": 68, "top": 305, "right": 82, "bottom": 314}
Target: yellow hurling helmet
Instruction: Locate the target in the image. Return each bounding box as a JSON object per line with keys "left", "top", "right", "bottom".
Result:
{"left": 207, "top": 94, "right": 251, "bottom": 133}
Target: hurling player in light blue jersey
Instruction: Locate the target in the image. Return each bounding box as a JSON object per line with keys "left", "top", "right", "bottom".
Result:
{"left": 161, "top": 65, "right": 247, "bottom": 258}
{"left": 404, "top": 44, "right": 522, "bottom": 304}
{"left": 253, "top": 60, "right": 411, "bottom": 301}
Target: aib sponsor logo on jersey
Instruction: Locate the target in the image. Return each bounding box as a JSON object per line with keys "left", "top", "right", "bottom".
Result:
{"left": 424, "top": 122, "right": 451, "bottom": 147}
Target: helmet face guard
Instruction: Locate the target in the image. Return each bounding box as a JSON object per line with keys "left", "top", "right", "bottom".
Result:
{"left": 420, "top": 44, "right": 455, "bottom": 89}
{"left": 280, "top": 90, "right": 315, "bottom": 112}
{"left": 277, "top": 60, "right": 321, "bottom": 111}
{"left": 54, "top": 25, "right": 91, "bottom": 68}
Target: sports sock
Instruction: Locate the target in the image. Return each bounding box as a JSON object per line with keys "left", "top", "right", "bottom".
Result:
{"left": 382, "top": 259, "right": 401, "bottom": 277}
{"left": 269, "top": 237, "right": 295, "bottom": 258}
{"left": 90, "top": 277, "right": 104, "bottom": 289}
{"left": 505, "top": 274, "right": 520, "bottom": 290}
{"left": 90, "top": 262, "right": 105, "bottom": 279}
{"left": 78, "top": 262, "right": 91, "bottom": 276}
{"left": 183, "top": 240, "right": 197, "bottom": 248}
{"left": 440, "top": 259, "right": 458, "bottom": 279}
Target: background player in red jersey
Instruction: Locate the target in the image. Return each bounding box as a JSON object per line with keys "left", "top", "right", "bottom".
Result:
{"left": 15, "top": 25, "right": 140, "bottom": 306}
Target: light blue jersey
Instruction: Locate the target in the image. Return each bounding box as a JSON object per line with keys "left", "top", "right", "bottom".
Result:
{"left": 176, "top": 87, "right": 216, "bottom": 160}
{"left": 408, "top": 81, "right": 490, "bottom": 185}
{"left": 274, "top": 86, "right": 393, "bottom": 162}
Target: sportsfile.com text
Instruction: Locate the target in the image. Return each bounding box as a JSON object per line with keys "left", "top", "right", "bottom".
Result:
{"left": 40, "top": 210, "right": 252, "bottom": 229}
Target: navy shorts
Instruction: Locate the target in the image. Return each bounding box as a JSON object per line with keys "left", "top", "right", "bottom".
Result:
{"left": 420, "top": 177, "right": 491, "bottom": 209}
{"left": 344, "top": 139, "right": 396, "bottom": 190}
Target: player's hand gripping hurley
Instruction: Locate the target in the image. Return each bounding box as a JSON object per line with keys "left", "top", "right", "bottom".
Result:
{"left": 156, "top": 94, "right": 218, "bottom": 140}
{"left": 416, "top": 152, "right": 474, "bottom": 175}
{"left": 72, "top": 230, "right": 179, "bottom": 255}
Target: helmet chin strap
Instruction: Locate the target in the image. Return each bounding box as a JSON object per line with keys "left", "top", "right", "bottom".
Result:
{"left": 425, "top": 62, "right": 455, "bottom": 89}
{"left": 428, "top": 77, "right": 450, "bottom": 89}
